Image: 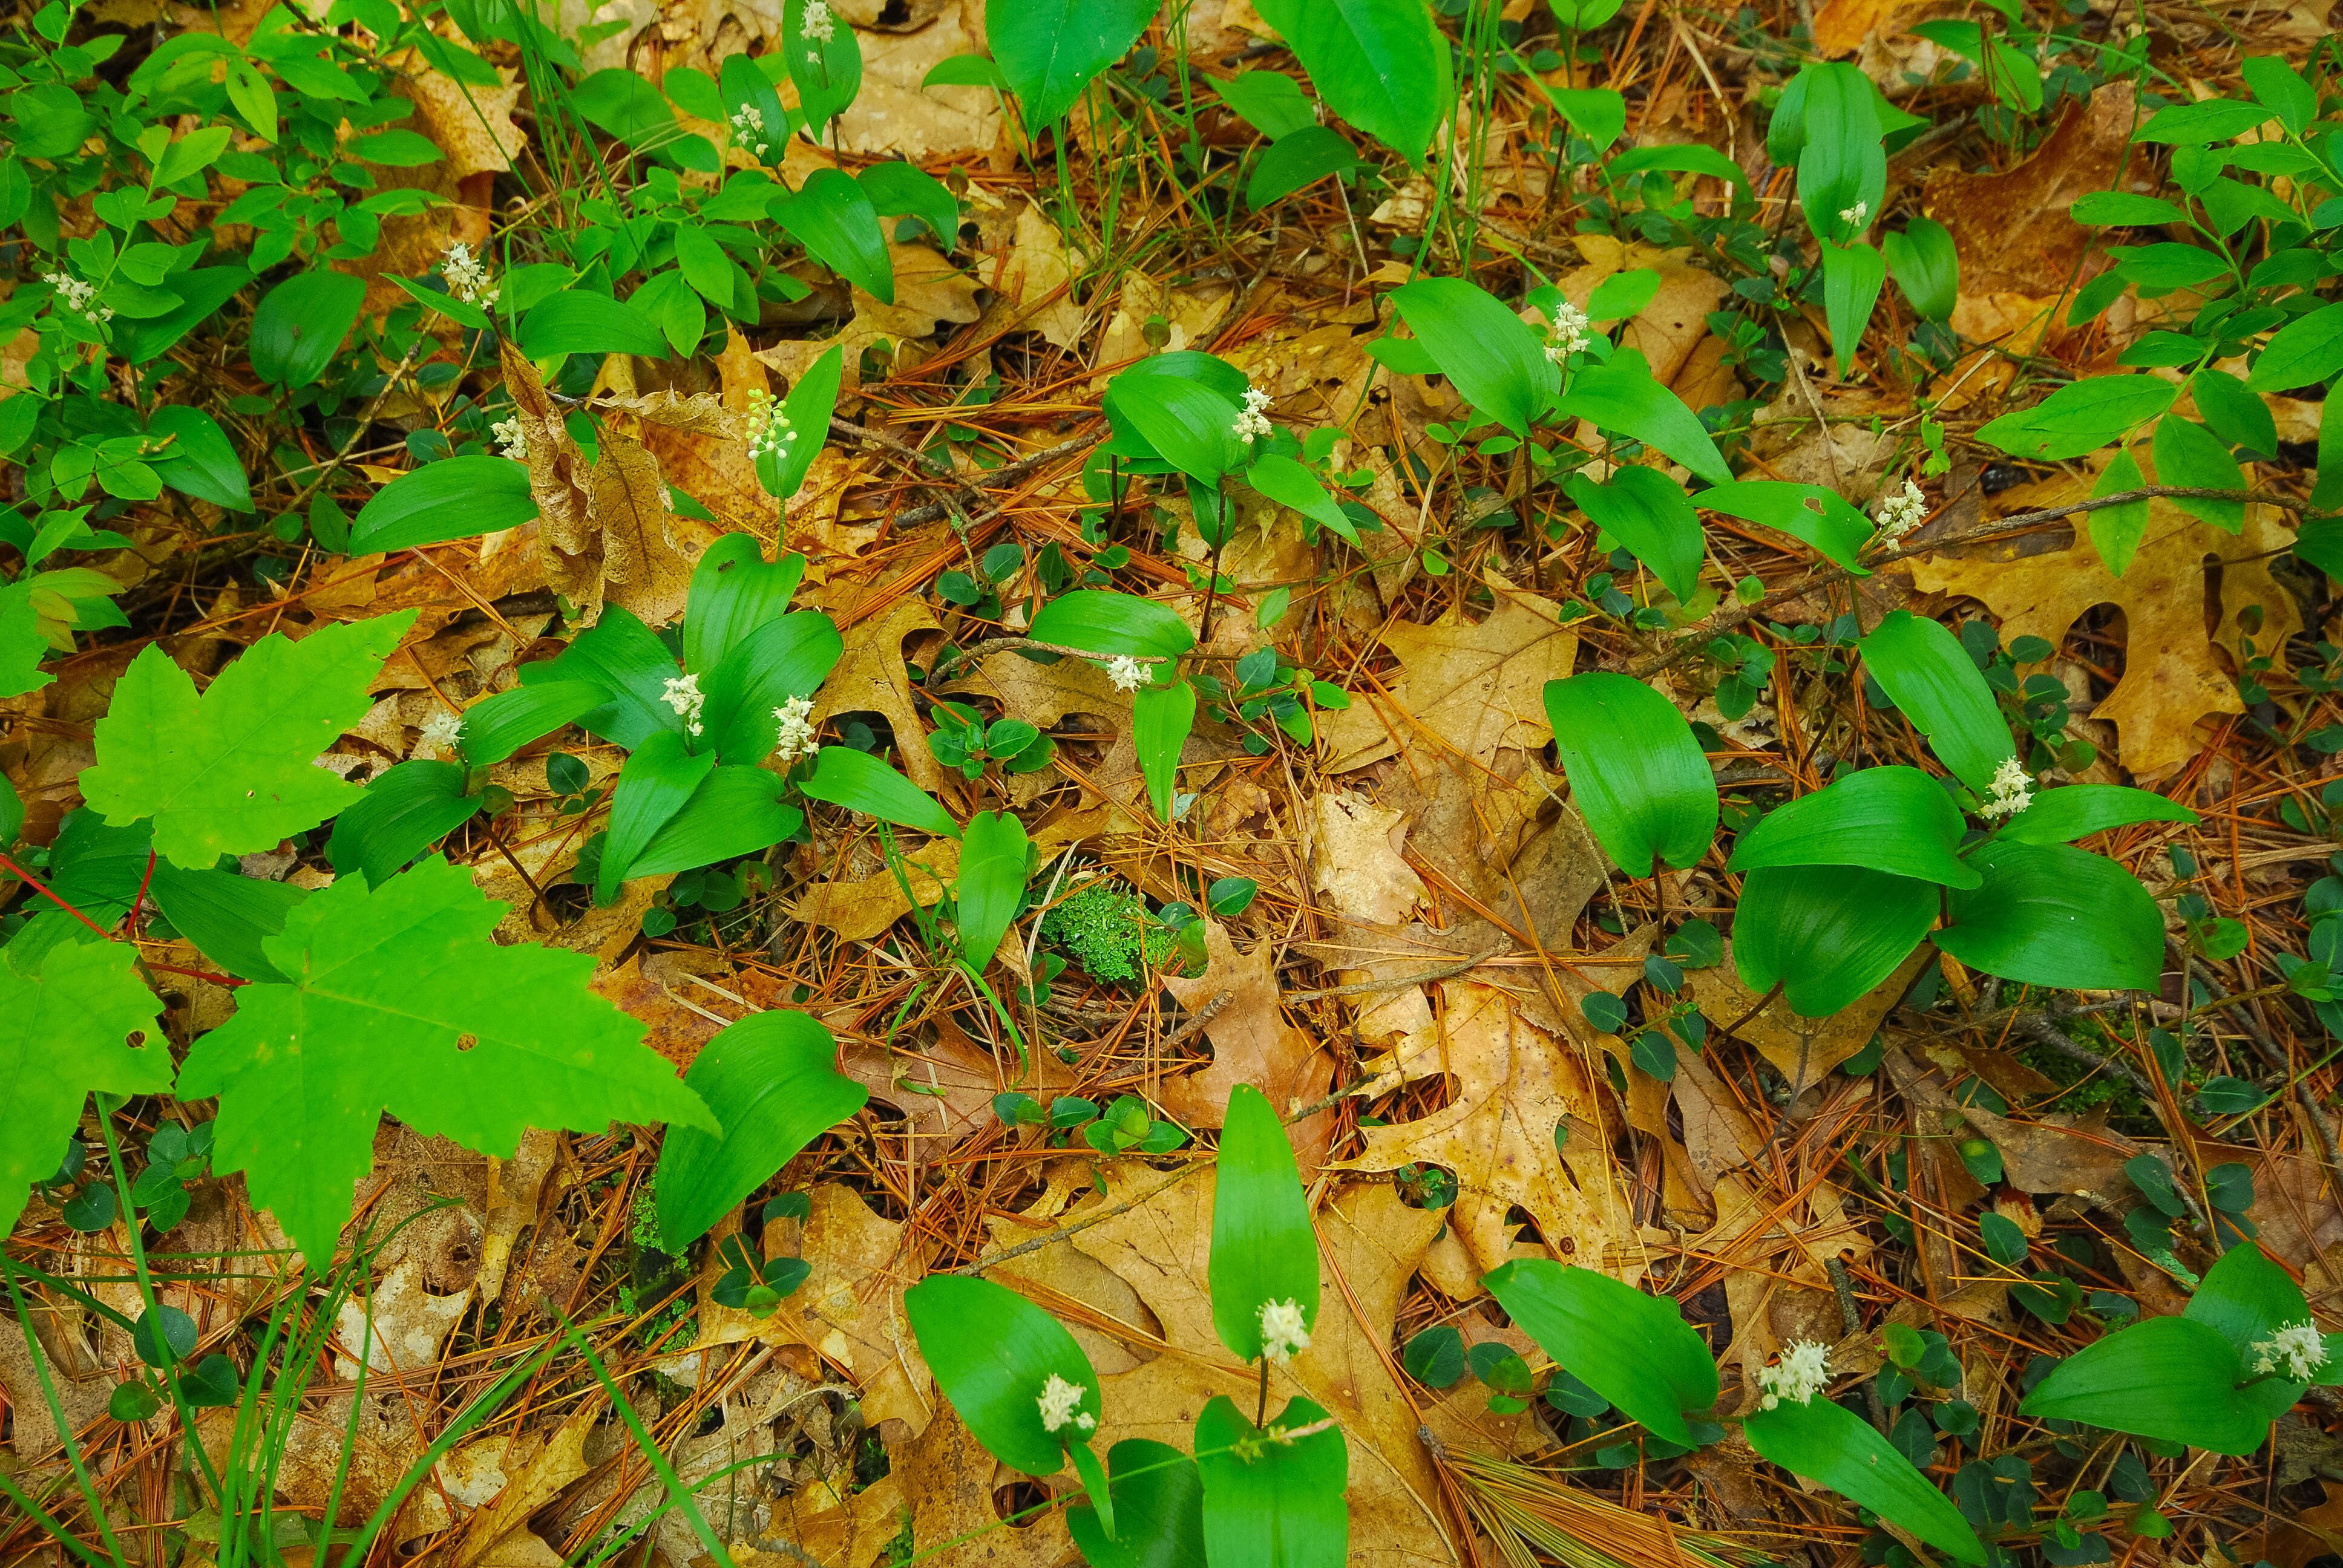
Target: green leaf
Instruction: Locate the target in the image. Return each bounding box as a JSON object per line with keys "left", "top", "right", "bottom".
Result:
{"left": 2088, "top": 443, "right": 2151, "bottom": 575}
{"left": 598, "top": 730, "right": 716, "bottom": 902}
{"left": 1029, "top": 589, "right": 1199, "bottom": 659}
{"left": 571, "top": 67, "right": 681, "bottom": 143}
{"left": 1881, "top": 217, "right": 1958, "bottom": 323}
{"left": 858, "top": 161, "right": 960, "bottom": 249}
{"left": 785, "top": 0, "right": 863, "bottom": 139}
{"left": 1565, "top": 467, "right": 1703, "bottom": 604}
{"left": 1542, "top": 672, "right": 1718, "bottom": 876}
{"left": 1695, "top": 480, "right": 1873, "bottom": 573}
{"left": 1607, "top": 141, "right": 1748, "bottom": 188}
{"left": 177, "top": 858, "right": 714, "bottom": 1264}
{"left": 1389, "top": 278, "right": 1556, "bottom": 439}
{"left": 1817, "top": 240, "right": 1885, "bottom": 377}
{"left": 1211, "top": 1083, "right": 1319, "bottom": 1363}
{"left": 801, "top": 746, "right": 961, "bottom": 838}
{"left": 989, "top": 0, "right": 1154, "bottom": 132}
{"left": 923, "top": 52, "right": 1008, "bottom": 90}
{"left": 1253, "top": 0, "right": 1451, "bottom": 163}
{"left": 1247, "top": 125, "right": 1360, "bottom": 209}
{"left": 1795, "top": 63, "right": 1886, "bottom": 243}
{"left": 1067, "top": 1440, "right": 1208, "bottom": 1568}
{"left": 2186, "top": 1242, "right": 2321, "bottom": 1419}
{"left": 1133, "top": 678, "right": 1196, "bottom": 822}
{"left": 1103, "top": 371, "right": 1247, "bottom": 483}
{"left": 2247, "top": 301, "right": 2343, "bottom": 393}
{"left": 1995, "top": 784, "right": 2198, "bottom": 845}
{"left": 775, "top": 169, "right": 894, "bottom": 305}
{"left": 522, "top": 606, "right": 680, "bottom": 750}
{"left": 2242, "top": 56, "right": 2316, "bottom": 134}
{"left": 1935, "top": 841, "right": 2165, "bottom": 993}
{"left": 520, "top": 290, "right": 671, "bottom": 359}
{"left": 1552, "top": 354, "right": 1732, "bottom": 485}
{"left": 1733, "top": 864, "right": 1936, "bottom": 1019}
{"left": 762, "top": 344, "right": 842, "bottom": 501}
{"left": 1219, "top": 70, "right": 1317, "bottom": 140}
{"left": 0, "top": 939, "right": 169, "bottom": 1237}
{"left": 654, "top": 1011, "right": 867, "bottom": 1250}
{"left": 699, "top": 612, "right": 842, "bottom": 765}
{"left": 1728, "top": 767, "right": 1979, "bottom": 888}
{"left": 1194, "top": 1396, "right": 1347, "bottom": 1568}
{"left": 82, "top": 612, "right": 418, "bottom": 869}
{"left": 2019, "top": 1315, "right": 2268, "bottom": 1454}
{"left": 1245, "top": 452, "right": 1359, "bottom": 544}
{"left": 2151, "top": 415, "right": 2246, "bottom": 532}
{"left": 250, "top": 272, "right": 366, "bottom": 389}
{"left": 1976, "top": 376, "right": 2178, "bottom": 462}
{"left": 1858, "top": 610, "right": 2014, "bottom": 794}
{"left": 350, "top": 456, "right": 540, "bottom": 552}
{"left": 117, "top": 266, "right": 253, "bottom": 365}
{"left": 957, "top": 809, "right": 1029, "bottom": 971}
{"left": 2192, "top": 368, "right": 2278, "bottom": 458}
{"left": 1743, "top": 1396, "right": 1984, "bottom": 1563}
{"left": 2071, "top": 191, "right": 2190, "bottom": 226}
{"left": 1481, "top": 1259, "right": 1719, "bottom": 1446}
{"left": 906, "top": 1273, "right": 1101, "bottom": 1474}
{"left": 2134, "top": 98, "right": 2276, "bottom": 145}
{"left": 325, "top": 760, "right": 484, "bottom": 889}
{"left": 456, "top": 681, "right": 608, "bottom": 768}
{"left": 146, "top": 406, "right": 253, "bottom": 513}
{"left": 625, "top": 768, "right": 802, "bottom": 880}
{"left": 719, "top": 51, "right": 789, "bottom": 168}
{"left": 145, "top": 861, "right": 308, "bottom": 982}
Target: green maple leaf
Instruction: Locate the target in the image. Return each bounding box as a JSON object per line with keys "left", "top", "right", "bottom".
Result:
{"left": 80, "top": 609, "right": 419, "bottom": 869}
{"left": 177, "top": 858, "right": 716, "bottom": 1264}
{"left": 0, "top": 935, "right": 170, "bottom": 1233}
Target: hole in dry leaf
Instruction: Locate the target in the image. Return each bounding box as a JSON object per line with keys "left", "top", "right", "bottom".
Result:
{"left": 993, "top": 1478, "right": 1051, "bottom": 1526}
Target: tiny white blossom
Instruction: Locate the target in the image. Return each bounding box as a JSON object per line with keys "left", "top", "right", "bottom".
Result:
{"left": 1231, "top": 385, "right": 1274, "bottom": 444}
{"left": 441, "top": 241, "right": 499, "bottom": 307}
{"left": 1258, "top": 1298, "right": 1312, "bottom": 1365}
{"left": 1874, "top": 479, "right": 1928, "bottom": 544}
{"left": 416, "top": 709, "right": 464, "bottom": 757}
{"left": 744, "top": 388, "right": 799, "bottom": 462}
{"left": 492, "top": 416, "right": 528, "bottom": 462}
{"left": 663, "top": 673, "right": 706, "bottom": 737}
{"left": 772, "top": 694, "right": 819, "bottom": 764}
{"left": 1979, "top": 756, "right": 2033, "bottom": 822}
{"left": 1758, "top": 1339, "right": 1831, "bottom": 1410}
{"left": 1102, "top": 655, "right": 1147, "bottom": 693}
{"left": 2249, "top": 1321, "right": 2329, "bottom": 1382}
{"left": 801, "top": 0, "right": 835, "bottom": 41}
{"left": 1037, "top": 1372, "right": 1094, "bottom": 1432}
{"left": 729, "top": 103, "right": 770, "bottom": 158}
{"left": 1542, "top": 299, "right": 1591, "bottom": 365}
{"left": 43, "top": 271, "right": 112, "bottom": 325}
{"left": 1838, "top": 200, "right": 1870, "bottom": 229}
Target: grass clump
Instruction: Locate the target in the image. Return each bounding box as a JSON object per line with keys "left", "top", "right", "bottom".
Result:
{"left": 1040, "top": 880, "right": 1171, "bottom": 984}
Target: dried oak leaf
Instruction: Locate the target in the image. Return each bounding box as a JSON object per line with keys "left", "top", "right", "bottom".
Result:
{"left": 1908, "top": 472, "right": 2300, "bottom": 781}
{"left": 1158, "top": 916, "right": 1335, "bottom": 1151}
{"left": 764, "top": 1182, "right": 935, "bottom": 1441}
{"left": 812, "top": 595, "right": 947, "bottom": 790}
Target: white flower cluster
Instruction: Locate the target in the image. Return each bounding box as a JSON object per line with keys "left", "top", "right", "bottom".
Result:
{"left": 44, "top": 271, "right": 112, "bottom": 325}
{"left": 1037, "top": 1372, "right": 1095, "bottom": 1432}
{"left": 1101, "top": 655, "right": 1147, "bottom": 693}
{"left": 2249, "top": 1321, "right": 2330, "bottom": 1382}
{"left": 416, "top": 709, "right": 464, "bottom": 757}
{"left": 1258, "top": 1298, "right": 1312, "bottom": 1365}
{"left": 745, "top": 388, "right": 798, "bottom": 462}
{"left": 492, "top": 416, "right": 528, "bottom": 462}
{"left": 1231, "top": 385, "right": 1273, "bottom": 444}
{"left": 441, "top": 242, "right": 499, "bottom": 307}
{"left": 663, "top": 673, "right": 707, "bottom": 737}
{"left": 801, "top": 0, "right": 834, "bottom": 42}
{"left": 1874, "top": 479, "right": 1928, "bottom": 544}
{"left": 772, "top": 694, "right": 818, "bottom": 764}
{"left": 1543, "top": 299, "right": 1591, "bottom": 365}
{"left": 1979, "top": 756, "right": 2033, "bottom": 822}
{"left": 729, "top": 103, "right": 770, "bottom": 159}
{"left": 1757, "top": 1339, "right": 1831, "bottom": 1410}
{"left": 1838, "top": 200, "right": 1870, "bottom": 229}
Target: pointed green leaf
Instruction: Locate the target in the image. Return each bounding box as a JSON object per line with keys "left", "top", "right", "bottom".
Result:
{"left": 2088, "top": 443, "right": 2151, "bottom": 575}
{"left": 2151, "top": 415, "right": 2246, "bottom": 532}
{"left": 957, "top": 809, "right": 1029, "bottom": 971}
{"left": 1696, "top": 480, "right": 1873, "bottom": 573}
{"left": 1252, "top": 0, "right": 1451, "bottom": 163}
{"left": 906, "top": 1273, "right": 1101, "bottom": 1474}
{"left": 456, "top": 681, "right": 609, "bottom": 768}
{"left": 1976, "top": 375, "right": 2176, "bottom": 462}
{"left": 1552, "top": 354, "right": 1732, "bottom": 485}
{"left": 623, "top": 766, "right": 802, "bottom": 880}
{"left": 989, "top": 0, "right": 1153, "bottom": 132}
{"left": 2187, "top": 1243, "right": 2322, "bottom": 1420}
{"left": 1565, "top": 467, "right": 1703, "bottom": 603}
{"left": 1881, "top": 217, "right": 1958, "bottom": 322}
{"left": 1133, "top": 678, "right": 1196, "bottom": 822}
{"left": 146, "top": 861, "right": 309, "bottom": 983}
{"left": 2246, "top": 301, "right": 2343, "bottom": 393}
{"left": 525, "top": 604, "right": 683, "bottom": 751}
{"left": 785, "top": 0, "right": 863, "bottom": 140}
{"left": 1993, "top": 783, "right": 2197, "bottom": 845}
{"left": 251, "top": 271, "right": 366, "bottom": 388}
{"left": 326, "top": 760, "right": 483, "bottom": 889}
{"left": 1245, "top": 125, "right": 1361, "bottom": 209}
{"left": 1389, "top": 278, "right": 1556, "bottom": 439}
{"left": 801, "top": 746, "right": 961, "bottom": 838}
{"left": 700, "top": 612, "right": 843, "bottom": 765}
{"left": 1067, "top": 1439, "right": 1208, "bottom": 1568}
{"left": 2019, "top": 1315, "right": 2269, "bottom": 1454}
{"left": 1195, "top": 1395, "right": 1347, "bottom": 1568}
{"left": 0, "top": 938, "right": 169, "bottom": 1236}
{"left": 1729, "top": 766, "right": 1979, "bottom": 887}
{"left": 1483, "top": 1259, "right": 1718, "bottom": 1446}
{"left": 1543, "top": 672, "right": 1718, "bottom": 877}
{"left": 1103, "top": 371, "right": 1247, "bottom": 483}
{"left": 775, "top": 169, "right": 894, "bottom": 304}
{"left": 1817, "top": 240, "right": 1886, "bottom": 377}
{"left": 350, "top": 456, "right": 540, "bottom": 553}
{"left": 598, "top": 731, "right": 716, "bottom": 901}
{"left": 1245, "top": 452, "right": 1362, "bottom": 545}
{"left": 1734, "top": 864, "right": 1936, "bottom": 1019}
{"left": 1210, "top": 1083, "right": 1319, "bottom": 1364}
{"left": 1858, "top": 609, "right": 2014, "bottom": 793}
{"left": 519, "top": 289, "right": 671, "bottom": 359}
{"left": 1029, "top": 589, "right": 1199, "bottom": 659}
{"left": 859, "top": 161, "right": 960, "bottom": 249}
{"left": 1745, "top": 1396, "right": 1984, "bottom": 1563}
{"left": 1935, "top": 841, "right": 2166, "bottom": 993}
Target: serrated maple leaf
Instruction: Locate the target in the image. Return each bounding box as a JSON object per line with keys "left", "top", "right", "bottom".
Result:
{"left": 81, "top": 610, "right": 419, "bottom": 869}
{"left": 0, "top": 935, "right": 169, "bottom": 1233}
{"left": 177, "top": 858, "right": 716, "bottom": 1263}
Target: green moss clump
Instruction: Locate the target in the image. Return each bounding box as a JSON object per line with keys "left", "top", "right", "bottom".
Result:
{"left": 1040, "top": 880, "right": 1171, "bottom": 983}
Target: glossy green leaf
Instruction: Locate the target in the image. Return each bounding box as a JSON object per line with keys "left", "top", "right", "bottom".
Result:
{"left": 1246, "top": 125, "right": 1360, "bottom": 208}
{"left": 1881, "top": 217, "right": 1958, "bottom": 322}
{"left": 801, "top": 746, "right": 962, "bottom": 838}
{"left": 1744, "top": 1396, "right": 1984, "bottom": 1563}
{"left": 859, "top": 160, "right": 960, "bottom": 248}
{"left": 775, "top": 169, "right": 895, "bottom": 304}
{"left": 520, "top": 289, "right": 671, "bottom": 358}
{"left": 1245, "top": 452, "right": 1361, "bottom": 545}
{"left": 1734, "top": 864, "right": 1936, "bottom": 1019}
{"left": 1858, "top": 610, "right": 2014, "bottom": 794}
{"left": 2151, "top": 415, "right": 2246, "bottom": 532}
{"left": 325, "top": 760, "right": 483, "bottom": 890}
{"left": 1552, "top": 353, "right": 1732, "bottom": 485}
{"left": 1483, "top": 1259, "right": 1718, "bottom": 1446}
{"left": 457, "top": 681, "right": 608, "bottom": 768}
{"left": 763, "top": 344, "right": 843, "bottom": 501}
{"left": 1067, "top": 1440, "right": 1208, "bottom": 1568}
{"left": 1103, "top": 371, "right": 1247, "bottom": 483}
{"left": 250, "top": 271, "right": 366, "bottom": 388}
{"left": 2089, "top": 443, "right": 2151, "bottom": 575}
{"left": 2187, "top": 1242, "right": 2324, "bottom": 1419}
{"left": 597, "top": 731, "right": 716, "bottom": 902}
{"left": 1976, "top": 375, "right": 2177, "bottom": 462}
{"left": 1253, "top": 0, "right": 1452, "bottom": 163}
{"left": 1389, "top": 278, "right": 1556, "bottom": 439}
{"left": 1583, "top": 267, "right": 1659, "bottom": 322}
{"left": 2192, "top": 368, "right": 2277, "bottom": 459}
{"left": 350, "top": 456, "right": 539, "bottom": 553}
{"left": 571, "top": 66, "right": 678, "bottom": 143}
{"left": 654, "top": 1010, "right": 867, "bottom": 1250}
{"left": 83, "top": 612, "right": 418, "bottom": 869}
{"left": 1696, "top": 480, "right": 1873, "bottom": 573}
{"left": 522, "top": 606, "right": 680, "bottom": 750}
{"left": 989, "top": 0, "right": 1154, "bottom": 132}
{"left": 1565, "top": 467, "right": 1703, "bottom": 603}
{"left": 146, "top": 406, "right": 253, "bottom": 513}
{"left": 2246, "top": 300, "right": 2343, "bottom": 393}
{"left": 624, "top": 766, "right": 803, "bottom": 879}
{"left": 1194, "top": 1396, "right": 1346, "bottom": 1568}
{"left": 1728, "top": 766, "right": 1978, "bottom": 888}
{"left": 146, "top": 862, "right": 309, "bottom": 983}
{"left": 2019, "top": 1315, "right": 2269, "bottom": 1454}
{"left": 1817, "top": 240, "right": 1885, "bottom": 377}
{"left": 1795, "top": 64, "right": 1886, "bottom": 243}
{"left": 1211, "top": 1083, "right": 1319, "bottom": 1363}
{"left": 697, "top": 612, "right": 841, "bottom": 765}
{"left": 719, "top": 52, "right": 788, "bottom": 168}
{"left": 957, "top": 810, "right": 1029, "bottom": 971}
{"left": 1543, "top": 673, "right": 1717, "bottom": 877}
{"left": 117, "top": 267, "right": 252, "bottom": 365}
{"left": 1029, "top": 589, "right": 1199, "bottom": 659}
{"left": 785, "top": 0, "right": 862, "bottom": 138}
{"left": 906, "top": 1273, "right": 1101, "bottom": 1474}
{"left": 1935, "top": 841, "right": 2166, "bottom": 992}
{"left": 1994, "top": 783, "right": 2198, "bottom": 845}
{"left": 1219, "top": 70, "right": 1317, "bottom": 139}
{"left": 1133, "top": 678, "right": 1196, "bottom": 822}
{"left": 2243, "top": 55, "right": 2317, "bottom": 133}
